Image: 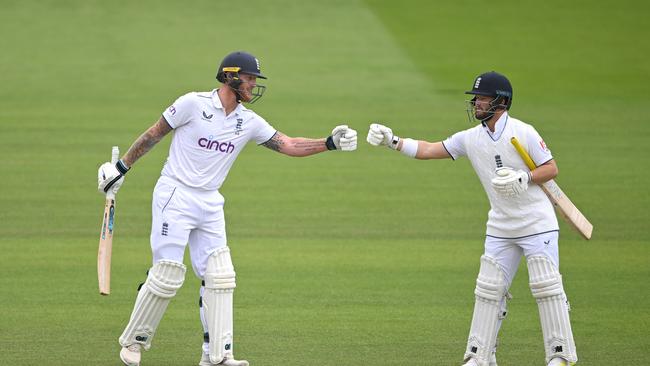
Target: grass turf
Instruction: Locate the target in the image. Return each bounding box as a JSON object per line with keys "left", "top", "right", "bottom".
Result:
{"left": 0, "top": 0, "right": 648, "bottom": 364}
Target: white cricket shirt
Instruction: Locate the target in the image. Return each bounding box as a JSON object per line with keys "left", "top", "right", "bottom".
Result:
{"left": 442, "top": 112, "right": 559, "bottom": 238}
{"left": 160, "top": 89, "right": 276, "bottom": 190}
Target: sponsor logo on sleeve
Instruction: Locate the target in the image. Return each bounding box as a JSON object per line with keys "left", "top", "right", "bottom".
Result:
{"left": 539, "top": 140, "right": 549, "bottom": 152}
{"left": 168, "top": 105, "right": 176, "bottom": 115}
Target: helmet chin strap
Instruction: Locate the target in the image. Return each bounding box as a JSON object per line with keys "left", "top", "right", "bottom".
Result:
{"left": 225, "top": 73, "right": 245, "bottom": 103}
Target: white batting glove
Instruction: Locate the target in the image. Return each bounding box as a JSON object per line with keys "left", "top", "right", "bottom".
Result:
{"left": 491, "top": 167, "right": 530, "bottom": 197}
{"left": 97, "top": 160, "right": 129, "bottom": 195}
{"left": 339, "top": 128, "right": 357, "bottom": 151}
{"left": 367, "top": 123, "right": 399, "bottom": 149}
{"left": 327, "top": 125, "right": 357, "bottom": 151}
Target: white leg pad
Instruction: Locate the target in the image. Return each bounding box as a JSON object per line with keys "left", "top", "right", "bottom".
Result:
{"left": 119, "top": 260, "right": 186, "bottom": 350}
{"left": 203, "top": 247, "right": 237, "bottom": 364}
{"left": 464, "top": 255, "right": 508, "bottom": 366}
{"left": 528, "top": 255, "right": 577, "bottom": 364}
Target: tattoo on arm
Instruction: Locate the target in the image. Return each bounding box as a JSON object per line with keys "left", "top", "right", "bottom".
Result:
{"left": 262, "top": 131, "right": 328, "bottom": 156}
{"left": 122, "top": 117, "right": 172, "bottom": 166}
{"left": 293, "top": 140, "right": 326, "bottom": 152}
{"left": 262, "top": 132, "right": 285, "bottom": 152}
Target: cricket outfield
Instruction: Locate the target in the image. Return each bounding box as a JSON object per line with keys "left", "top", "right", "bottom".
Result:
{"left": 0, "top": 0, "right": 648, "bottom": 364}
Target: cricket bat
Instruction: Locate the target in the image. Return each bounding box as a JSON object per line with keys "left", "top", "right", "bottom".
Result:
{"left": 510, "top": 137, "right": 593, "bottom": 240}
{"left": 98, "top": 146, "right": 120, "bottom": 295}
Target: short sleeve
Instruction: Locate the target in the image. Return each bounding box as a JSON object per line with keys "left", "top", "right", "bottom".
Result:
{"left": 442, "top": 129, "right": 469, "bottom": 160}
{"left": 251, "top": 115, "right": 277, "bottom": 144}
{"left": 162, "top": 93, "right": 195, "bottom": 129}
{"left": 525, "top": 126, "right": 553, "bottom": 166}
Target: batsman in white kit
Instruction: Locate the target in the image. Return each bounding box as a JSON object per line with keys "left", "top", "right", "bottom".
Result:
{"left": 97, "top": 51, "right": 358, "bottom": 366}
{"left": 366, "top": 71, "right": 578, "bottom": 366}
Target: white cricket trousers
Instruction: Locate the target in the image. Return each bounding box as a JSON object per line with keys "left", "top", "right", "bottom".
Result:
{"left": 484, "top": 230, "right": 560, "bottom": 288}
{"left": 150, "top": 176, "right": 227, "bottom": 278}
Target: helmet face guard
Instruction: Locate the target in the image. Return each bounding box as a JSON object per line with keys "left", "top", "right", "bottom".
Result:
{"left": 465, "top": 94, "right": 510, "bottom": 123}
{"left": 217, "top": 51, "right": 267, "bottom": 104}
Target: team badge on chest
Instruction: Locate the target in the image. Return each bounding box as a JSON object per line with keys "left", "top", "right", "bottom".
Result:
{"left": 235, "top": 118, "right": 243, "bottom": 135}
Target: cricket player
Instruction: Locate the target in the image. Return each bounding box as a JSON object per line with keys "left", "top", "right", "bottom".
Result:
{"left": 366, "top": 71, "right": 577, "bottom": 366}
{"left": 97, "top": 51, "right": 358, "bottom": 366}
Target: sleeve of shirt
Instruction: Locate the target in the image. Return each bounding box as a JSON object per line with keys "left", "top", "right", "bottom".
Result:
{"left": 525, "top": 126, "right": 553, "bottom": 166}
{"left": 161, "top": 93, "right": 195, "bottom": 129}
{"left": 251, "top": 115, "right": 277, "bottom": 145}
{"left": 442, "top": 129, "right": 468, "bottom": 160}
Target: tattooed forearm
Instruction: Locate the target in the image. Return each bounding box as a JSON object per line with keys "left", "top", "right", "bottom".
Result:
{"left": 293, "top": 140, "right": 326, "bottom": 151}
{"left": 263, "top": 131, "right": 328, "bottom": 157}
{"left": 122, "top": 117, "right": 172, "bottom": 167}
{"left": 262, "top": 132, "right": 285, "bottom": 152}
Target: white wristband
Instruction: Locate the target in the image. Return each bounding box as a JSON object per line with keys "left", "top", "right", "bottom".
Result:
{"left": 399, "top": 138, "right": 418, "bottom": 158}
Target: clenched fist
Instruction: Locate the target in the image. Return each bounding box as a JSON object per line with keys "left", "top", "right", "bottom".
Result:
{"left": 328, "top": 125, "right": 358, "bottom": 151}
{"left": 491, "top": 167, "right": 530, "bottom": 197}
{"left": 367, "top": 123, "right": 399, "bottom": 149}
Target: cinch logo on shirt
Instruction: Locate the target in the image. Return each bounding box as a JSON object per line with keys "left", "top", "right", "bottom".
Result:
{"left": 198, "top": 137, "right": 235, "bottom": 153}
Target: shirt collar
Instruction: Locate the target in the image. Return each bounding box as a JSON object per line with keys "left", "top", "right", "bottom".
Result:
{"left": 484, "top": 111, "right": 509, "bottom": 140}
{"left": 211, "top": 89, "right": 244, "bottom": 116}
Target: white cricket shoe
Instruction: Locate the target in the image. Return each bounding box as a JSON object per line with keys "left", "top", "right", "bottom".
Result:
{"left": 120, "top": 344, "right": 141, "bottom": 366}
{"left": 199, "top": 352, "right": 249, "bottom": 366}
{"left": 548, "top": 357, "right": 572, "bottom": 366}
{"left": 461, "top": 355, "right": 497, "bottom": 366}
{"left": 489, "top": 351, "right": 498, "bottom": 366}
{"left": 462, "top": 358, "right": 480, "bottom": 366}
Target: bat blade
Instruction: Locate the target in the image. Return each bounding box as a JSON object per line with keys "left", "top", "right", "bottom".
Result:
{"left": 98, "top": 146, "right": 119, "bottom": 295}
{"left": 539, "top": 179, "right": 593, "bottom": 240}
{"left": 98, "top": 197, "right": 115, "bottom": 295}
{"left": 510, "top": 137, "right": 593, "bottom": 240}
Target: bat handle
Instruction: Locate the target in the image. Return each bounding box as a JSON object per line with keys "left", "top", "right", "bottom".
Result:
{"left": 106, "top": 146, "right": 120, "bottom": 199}
{"left": 510, "top": 137, "right": 536, "bottom": 171}
{"left": 111, "top": 146, "right": 120, "bottom": 165}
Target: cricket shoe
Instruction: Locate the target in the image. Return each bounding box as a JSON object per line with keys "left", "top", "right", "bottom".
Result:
{"left": 461, "top": 354, "right": 497, "bottom": 366}
{"left": 548, "top": 357, "right": 573, "bottom": 366}
{"left": 461, "top": 358, "right": 479, "bottom": 366}
{"left": 199, "top": 352, "right": 249, "bottom": 366}
{"left": 489, "top": 351, "right": 498, "bottom": 366}
{"left": 120, "top": 344, "right": 141, "bottom": 366}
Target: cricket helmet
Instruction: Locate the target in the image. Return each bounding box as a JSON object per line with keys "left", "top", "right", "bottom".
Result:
{"left": 465, "top": 71, "right": 513, "bottom": 110}
{"left": 216, "top": 51, "right": 266, "bottom": 82}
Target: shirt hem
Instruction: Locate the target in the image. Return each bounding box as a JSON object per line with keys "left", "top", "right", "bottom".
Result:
{"left": 485, "top": 229, "right": 559, "bottom": 240}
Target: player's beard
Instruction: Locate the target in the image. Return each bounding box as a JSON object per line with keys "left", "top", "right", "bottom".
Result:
{"left": 475, "top": 108, "right": 491, "bottom": 121}
{"left": 236, "top": 85, "right": 253, "bottom": 103}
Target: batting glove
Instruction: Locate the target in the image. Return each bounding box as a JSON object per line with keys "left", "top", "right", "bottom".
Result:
{"left": 366, "top": 123, "right": 400, "bottom": 149}
{"left": 491, "top": 167, "right": 531, "bottom": 197}
{"left": 326, "top": 125, "right": 358, "bottom": 151}
{"left": 98, "top": 160, "right": 130, "bottom": 195}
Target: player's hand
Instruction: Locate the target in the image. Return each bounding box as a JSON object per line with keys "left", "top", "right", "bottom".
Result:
{"left": 97, "top": 160, "right": 129, "bottom": 195}
{"left": 491, "top": 167, "right": 530, "bottom": 197}
{"left": 339, "top": 127, "right": 357, "bottom": 151}
{"left": 367, "top": 123, "right": 399, "bottom": 149}
{"left": 330, "top": 125, "right": 358, "bottom": 151}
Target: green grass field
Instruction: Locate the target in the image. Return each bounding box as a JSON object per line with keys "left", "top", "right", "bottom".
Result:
{"left": 1, "top": 0, "right": 649, "bottom": 364}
